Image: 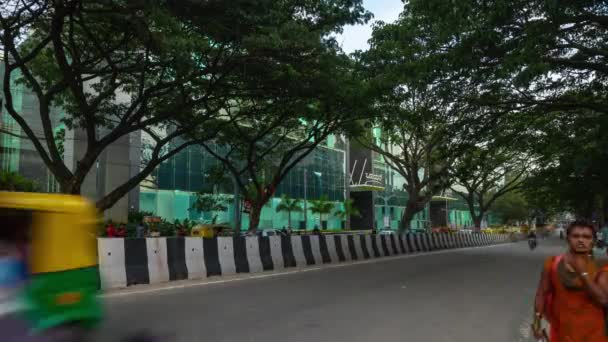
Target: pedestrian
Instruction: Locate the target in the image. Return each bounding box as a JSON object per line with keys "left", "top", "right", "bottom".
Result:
{"left": 117, "top": 224, "right": 127, "bottom": 238}
{"left": 528, "top": 230, "right": 537, "bottom": 250}
{"left": 532, "top": 221, "right": 608, "bottom": 341}
{"left": 136, "top": 221, "right": 145, "bottom": 238}
{"left": 601, "top": 223, "right": 608, "bottom": 250}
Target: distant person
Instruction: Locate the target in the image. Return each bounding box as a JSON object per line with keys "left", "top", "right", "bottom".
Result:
{"left": 532, "top": 221, "right": 608, "bottom": 341}
{"left": 117, "top": 224, "right": 127, "bottom": 238}
{"left": 559, "top": 230, "right": 564, "bottom": 240}
{"left": 528, "top": 230, "right": 537, "bottom": 249}
{"left": 136, "top": 222, "right": 146, "bottom": 238}
{"left": 600, "top": 224, "right": 608, "bottom": 249}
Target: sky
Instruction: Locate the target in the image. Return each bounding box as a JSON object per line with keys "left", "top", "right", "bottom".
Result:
{"left": 336, "top": 0, "right": 404, "bottom": 54}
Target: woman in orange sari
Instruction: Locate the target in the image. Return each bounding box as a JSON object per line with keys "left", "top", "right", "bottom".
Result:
{"left": 533, "top": 221, "right": 608, "bottom": 342}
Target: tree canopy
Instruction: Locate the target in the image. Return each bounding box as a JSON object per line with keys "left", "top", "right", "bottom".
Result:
{"left": 374, "top": 0, "right": 608, "bottom": 224}
{"left": 0, "top": 0, "right": 371, "bottom": 215}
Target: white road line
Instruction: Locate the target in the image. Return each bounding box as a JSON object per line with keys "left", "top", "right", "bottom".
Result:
{"left": 102, "top": 242, "right": 509, "bottom": 299}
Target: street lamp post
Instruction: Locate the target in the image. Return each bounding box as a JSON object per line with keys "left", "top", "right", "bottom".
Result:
{"left": 303, "top": 169, "right": 307, "bottom": 229}
{"left": 232, "top": 173, "right": 241, "bottom": 233}
{"left": 313, "top": 171, "right": 322, "bottom": 228}
{"left": 445, "top": 198, "right": 449, "bottom": 229}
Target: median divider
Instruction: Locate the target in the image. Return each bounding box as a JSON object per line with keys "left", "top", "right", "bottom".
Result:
{"left": 97, "top": 232, "right": 514, "bottom": 290}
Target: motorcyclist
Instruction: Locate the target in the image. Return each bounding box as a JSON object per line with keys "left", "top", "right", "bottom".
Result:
{"left": 528, "top": 230, "right": 537, "bottom": 249}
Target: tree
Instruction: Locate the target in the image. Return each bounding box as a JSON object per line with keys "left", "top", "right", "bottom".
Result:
{"left": 276, "top": 194, "right": 302, "bottom": 229}
{"left": 191, "top": 193, "right": 230, "bottom": 224}
{"left": 0, "top": 0, "right": 371, "bottom": 213}
{"left": 0, "top": 171, "right": 38, "bottom": 192}
{"left": 334, "top": 198, "right": 361, "bottom": 229}
{"left": 403, "top": 0, "right": 608, "bottom": 113}
{"left": 355, "top": 7, "right": 494, "bottom": 231}
{"left": 194, "top": 1, "right": 373, "bottom": 232}
{"left": 398, "top": 0, "right": 608, "bottom": 222}
{"left": 451, "top": 145, "right": 529, "bottom": 230}
{"left": 310, "top": 195, "right": 334, "bottom": 229}
{"left": 491, "top": 190, "right": 532, "bottom": 226}
{"left": 0, "top": 1, "right": 238, "bottom": 211}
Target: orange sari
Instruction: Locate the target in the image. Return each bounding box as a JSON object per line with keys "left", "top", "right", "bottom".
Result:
{"left": 545, "top": 257, "right": 608, "bottom": 342}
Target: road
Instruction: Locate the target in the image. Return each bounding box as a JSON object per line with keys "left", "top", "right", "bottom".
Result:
{"left": 95, "top": 237, "right": 571, "bottom": 342}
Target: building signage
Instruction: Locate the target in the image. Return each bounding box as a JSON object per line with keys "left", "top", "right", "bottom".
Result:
{"left": 349, "top": 158, "right": 385, "bottom": 192}
{"left": 143, "top": 216, "right": 161, "bottom": 223}
{"left": 365, "top": 173, "right": 383, "bottom": 185}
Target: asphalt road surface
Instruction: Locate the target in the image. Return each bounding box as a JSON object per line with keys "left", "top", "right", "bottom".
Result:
{"left": 95, "top": 237, "right": 574, "bottom": 342}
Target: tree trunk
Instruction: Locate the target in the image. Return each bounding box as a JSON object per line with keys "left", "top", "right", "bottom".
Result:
{"left": 399, "top": 199, "right": 421, "bottom": 232}
{"left": 473, "top": 215, "right": 483, "bottom": 231}
{"left": 249, "top": 203, "right": 263, "bottom": 232}
{"left": 462, "top": 194, "right": 483, "bottom": 232}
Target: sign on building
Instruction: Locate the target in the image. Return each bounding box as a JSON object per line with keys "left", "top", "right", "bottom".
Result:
{"left": 349, "top": 158, "right": 384, "bottom": 192}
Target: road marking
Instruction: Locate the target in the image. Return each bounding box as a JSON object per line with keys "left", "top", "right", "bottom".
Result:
{"left": 102, "top": 243, "right": 510, "bottom": 299}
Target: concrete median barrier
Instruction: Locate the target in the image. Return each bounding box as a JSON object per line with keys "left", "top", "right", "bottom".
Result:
{"left": 97, "top": 232, "right": 517, "bottom": 290}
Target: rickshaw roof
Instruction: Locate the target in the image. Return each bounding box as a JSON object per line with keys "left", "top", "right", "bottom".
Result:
{"left": 0, "top": 191, "right": 96, "bottom": 213}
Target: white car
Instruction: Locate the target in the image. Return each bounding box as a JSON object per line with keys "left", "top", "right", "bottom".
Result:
{"left": 259, "top": 229, "right": 280, "bottom": 237}
{"left": 378, "top": 229, "right": 395, "bottom": 235}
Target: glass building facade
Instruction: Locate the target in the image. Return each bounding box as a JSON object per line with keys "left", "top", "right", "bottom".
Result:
{"left": 140, "top": 136, "right": 347, "bottom": 230}
{"left": 1, "top": 61, "right": 501, "bottom": 230}
{"left": 0, "top": 65, "right": 62, "bottom": 192}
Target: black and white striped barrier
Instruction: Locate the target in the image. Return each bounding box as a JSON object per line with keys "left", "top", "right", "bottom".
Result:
{"left": 97, "top": 232, "right": 512, "bottom": 290}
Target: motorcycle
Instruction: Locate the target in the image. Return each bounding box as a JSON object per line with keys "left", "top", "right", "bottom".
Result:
{"left": 528, "top": 238, "right": 537, "bottom": 250}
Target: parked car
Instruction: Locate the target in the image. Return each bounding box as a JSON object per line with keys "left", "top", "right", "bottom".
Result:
{"left": 378, "top": 229, "right": 395, "bottom": 235}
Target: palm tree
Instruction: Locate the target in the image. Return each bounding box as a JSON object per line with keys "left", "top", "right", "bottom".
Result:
{"left": 275, "top": 194, "right": 302, "bottom": 228}
{"left": 334, "top": 198, "right": 361, "bottom": 229}
{"left": 310, "top": 195, "right": 334, "bottom": 229}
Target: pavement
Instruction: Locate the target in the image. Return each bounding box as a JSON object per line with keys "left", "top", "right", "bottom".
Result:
{"left": 94, "top": 237, "right": 574, "bottom": 342}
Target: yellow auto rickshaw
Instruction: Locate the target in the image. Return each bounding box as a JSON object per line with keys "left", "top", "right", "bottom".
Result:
{"left": 190, "top": 223, "right": 232, "bottom": 238}
{"left": 0, "top": 191, "right": 102, "bottom": 333}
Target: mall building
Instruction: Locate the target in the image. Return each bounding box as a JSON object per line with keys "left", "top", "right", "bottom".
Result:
{"left": 1, "top": 65, "right": 489, "bottom": 230}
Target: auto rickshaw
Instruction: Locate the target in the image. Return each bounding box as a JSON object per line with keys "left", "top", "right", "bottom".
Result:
{"left": 0, "top": 191, "right": 102, "bottom": 338}
{"left": 190, "top": 223, "right": 232, "bottom": 238}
